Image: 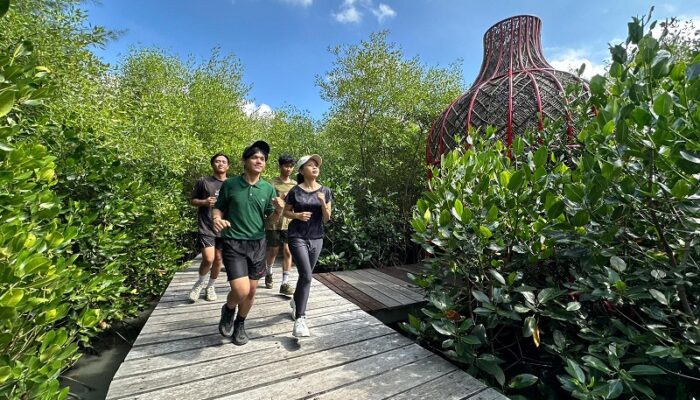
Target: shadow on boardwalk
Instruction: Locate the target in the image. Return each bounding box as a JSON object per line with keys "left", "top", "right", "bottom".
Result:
{"left": 105, "top": 258, "right": 509, "bottom": 400}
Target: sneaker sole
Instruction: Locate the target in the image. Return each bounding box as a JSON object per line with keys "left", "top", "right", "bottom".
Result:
{"left": 232, "top": 337, "right": 249, "bottom": 346}
{"left": 187, "top": 292, "right": 200, "bottom": 303}
{"left": 218, "top": 306, "right": 235, "bottom": 337}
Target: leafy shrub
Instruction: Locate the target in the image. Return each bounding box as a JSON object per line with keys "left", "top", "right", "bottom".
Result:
{"left": 319, "top": 165, "right": 407, "bottom": 270}
{"left": 405, "top": 14, "right": 700, "bottom": 400}
{"left": 0, "top": 27, "right": 83, "bottom": 400}
{"left": 0, "top": 0, "right": 264, "bottom": 397}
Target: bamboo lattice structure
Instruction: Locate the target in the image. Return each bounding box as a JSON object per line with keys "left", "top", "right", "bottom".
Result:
{"left": 427, "top": 15, "right": 589, "bottom": 166}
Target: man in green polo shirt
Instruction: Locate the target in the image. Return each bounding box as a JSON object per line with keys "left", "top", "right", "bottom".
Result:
{"left": 212, "top": 140, "right": 284, "bottom": 345}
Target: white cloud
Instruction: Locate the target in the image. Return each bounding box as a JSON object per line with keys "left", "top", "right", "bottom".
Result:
{"left": 333, "top": 0, "right": 395, "bottom": 24}
{"left": 372, "top": 3, "right": 396, "bottom": 22}
{"left": 550, "top": 48, "right": 607, "bottom": 80}
{"left": 241, "top": 101, "right": 274, "bottom": 119}
{"left": 280, "top": 0, "right": 313, "bottom": 7}
{"left": 334, "top": 0, "right": 362, "bottom": 24}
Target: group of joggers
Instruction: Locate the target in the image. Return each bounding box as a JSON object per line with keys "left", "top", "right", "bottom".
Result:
{"left": 187, "top": 140, "right": 332, "bottom": 345}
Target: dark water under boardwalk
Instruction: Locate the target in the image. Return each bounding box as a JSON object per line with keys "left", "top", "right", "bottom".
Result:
{"left": 60, "top": 304, "right": 155, "bottom": 400}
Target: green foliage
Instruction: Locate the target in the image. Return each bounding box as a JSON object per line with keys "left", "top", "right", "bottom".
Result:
{"left": 0, "top": 1, "right": 272, "bottom": 398}
{"left": 0, "top": 20, "right": 77, "bottom": 400}
{"left": 319, "top": 165, "right": 405, "bottom": 270}
{"left": 316, "top": 31, "right": 464, "bottom": 268}
{"left": 406, "top": 13, "right": 700, "bottom": 400}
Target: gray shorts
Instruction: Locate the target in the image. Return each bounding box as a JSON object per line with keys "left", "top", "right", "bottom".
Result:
{"left": 197, "top": 234, "right": 216, "bottom": 249}
{"left": 219, "top": 238, "right": 267, "bottom": 281}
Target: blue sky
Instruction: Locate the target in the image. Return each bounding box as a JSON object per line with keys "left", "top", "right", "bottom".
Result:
{"left": 83, "top": 0, "right": 700, "bottom": 119}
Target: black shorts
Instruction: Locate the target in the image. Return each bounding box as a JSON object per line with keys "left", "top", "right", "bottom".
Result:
{"left": 265, "top": 230, "right": 288, "bottom": 247}
{"left": 219, "top": 238, "right": 267, "bottom": 281}
{"left": 198, "top": 234, "right": 216, "bottom": 249}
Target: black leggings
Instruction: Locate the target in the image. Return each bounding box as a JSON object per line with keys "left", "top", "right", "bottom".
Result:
{"left": 289, "top": 238, "right": 323, "bottom": 317}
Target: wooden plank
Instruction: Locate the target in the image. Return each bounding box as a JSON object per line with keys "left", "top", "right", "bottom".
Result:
{"left": 379, "top": 264, "right": 427, "bottom": 284}
{"left": 128, "top": 305, "right": 364, "bottom": 360}
{"left": 149, "top": 290, "right": 338, "bottom": 317}
{"left": 214, "top": 345, "right": 431, "bottom": 400}
{"left": 109, "top": 333, "right": 408, "bottom": 399}
{"left": 111, "top": 317, "right": 387, "bottom": 381}
{"left": 311, "top": 354, "right": 456, "bottom": 399}
{"left": 331, "top": 271, "right": 403, "bottom": 308}
{"left": 364, "top": 267, "right": 424, "bottom": 293}
{"left": 359, "top": 269, "right": 425, "bottom": 302}
{"left": 134, "top": 305, "right": 363, "bottom": 347}
{"left": 106, "top": 257, "right": 503, "bottom": 400}
{"left": 135, "top": 300, "right": 358, "bottom": 347}
{"left": 342, "top": 270, "right": 417, "bottom": 305}
{"left": 314, "top": 273, "right": 384, "bottom": 312}
{"left": 386, "top": 369, "right": 486, "bottom": 400}
{"left": 138, "top": 301, "right": 357, "bottom": 337}
{"left": 143, "top": 291, "right": 346, "bottom": 326}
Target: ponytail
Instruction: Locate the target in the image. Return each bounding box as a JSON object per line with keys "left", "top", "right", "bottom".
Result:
{"left": 296, "top": 172, "right": 304, "bottom": 184}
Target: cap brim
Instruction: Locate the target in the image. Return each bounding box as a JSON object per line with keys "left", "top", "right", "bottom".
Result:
{"left": 250, "top": 140, "right": 270, "bottom": 155}
{"left": 297, "top": 154, "right": 323, "bottom": 170}
{"left": 309, "top": 154, "right": 322, "bottom": 168}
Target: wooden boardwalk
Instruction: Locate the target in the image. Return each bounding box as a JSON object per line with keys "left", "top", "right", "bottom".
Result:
{"left": 106, "top": 258, "right": 507, "bottom": 399}
{"left": 315, "top": 266, "right": 425, "bottom": 313}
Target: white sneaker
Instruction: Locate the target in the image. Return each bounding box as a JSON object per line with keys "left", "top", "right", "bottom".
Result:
{"left": 205, "top": 286, "right": 217, "bottom": 301}
{"left": 188, "top": 281, "right": 204, "bottom": 303}
{"left": 290, "top": 299, "right": 296, "bottom": 320}
{"left": 293, "top": 316, "right": 310, "bottom": 337}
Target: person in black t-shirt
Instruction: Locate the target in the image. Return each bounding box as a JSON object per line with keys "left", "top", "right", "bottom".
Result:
{"left": 283, "top": 154, "right": 333, "bottom": 337}
{"left": 188, "top": 153, "right": 229, "bottom": 303}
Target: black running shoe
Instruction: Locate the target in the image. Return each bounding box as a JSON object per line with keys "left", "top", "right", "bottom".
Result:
{"left": 232, "top": 321, "right": 249, "bottom": 345}
{"left": 218, "top": 304, "right": 235, "bottom": 337}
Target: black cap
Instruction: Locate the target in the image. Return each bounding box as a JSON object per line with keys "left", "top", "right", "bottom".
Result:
{"left": 242, "top": 140, "right": 270, "bottom": 160}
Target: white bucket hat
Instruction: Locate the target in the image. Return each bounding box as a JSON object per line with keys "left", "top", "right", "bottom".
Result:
{"left": 295, "top": 154, "right": 323, "bottom": 171}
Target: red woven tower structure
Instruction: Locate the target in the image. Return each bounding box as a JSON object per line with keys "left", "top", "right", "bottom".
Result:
{"left": 427, "top": 15, "right": 588, "bottom": 166}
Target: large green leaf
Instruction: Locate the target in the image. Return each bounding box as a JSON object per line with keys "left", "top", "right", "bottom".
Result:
{"left": 507, "top": 169, "right": 526, "bottom": 192}
{"left": 652, "top": 92, "right": 673, "bottom": 116}
{"left": 507, "top": 373, "right": 538, "bottom": 389}
{"left": 476, "top": 356, "right": 505, "bottom": 386}
{"left": 610, "top": 256, "right": 626, "bottom": 272}
{"left": 571, "top": 211, "right": 590, "bottom": 227}
{"left": 451, "top": 199, "right": 463, "bottom": 220}
{"left": 0, "top": 366, "right": 11, "bottom": 384}
{"left": 582, "top": 355, "right": 611, "bottom": 373}
{"left": 533, "top": 146, "right": 547, "bottom": 168}
{"left": 671, "top": 179, "right": 690, "bottom": 200}
{"left": 546, "top": 200, "right": 565, "bottom": 219}
{"left": 649, "top": 289, "right": 668, "bottom": 306}
{"left": 629, "top": 365, "right": 665, "bottom": 376}
{"left": 0, "top": 90, "right": 15, "bottom": 118}
{"left": 0, "top": 288, "right": 23, "bottom": 307}
{"left": 565, "top": 358, "right": 586, "bottom": 383}
{"left": 472, "top": 290, "right": 491, "bottom": 304}
{"left": 431, "top": 320, "right": 454, "bottom": 336}
{"left": 606, "top": 379, "right": 623, "bottom": 399}
{"left": 478, "top": 225, "right": 492, "bottom": 239}
{"left": 686, "top": 61, "right": 700, "bottom": 80}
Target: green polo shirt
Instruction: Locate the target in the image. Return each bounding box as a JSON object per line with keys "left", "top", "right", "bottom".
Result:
{"left": 214, "top": 175, "right": 276, "bottom": 240}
